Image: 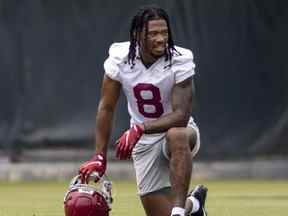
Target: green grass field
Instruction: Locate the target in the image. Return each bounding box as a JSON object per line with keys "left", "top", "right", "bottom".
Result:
{"left": 0, "top": 179, "right": 287, "bottom": 216}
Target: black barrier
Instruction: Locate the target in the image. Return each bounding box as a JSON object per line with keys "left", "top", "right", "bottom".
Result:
{"left": 0, "top": 0, "right": 288, "bottom": 159}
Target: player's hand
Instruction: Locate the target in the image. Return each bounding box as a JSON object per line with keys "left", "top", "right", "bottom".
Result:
{"left": 116, "top": 124, "right": 144, "bottom": 160}
{"left": 79, "top": 153, "right": 106, "bottom": 183}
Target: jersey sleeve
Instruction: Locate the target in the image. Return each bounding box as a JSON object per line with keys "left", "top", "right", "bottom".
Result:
{"left": 104, "top": 58, "right": 120, "bottom": 81}
{"left": 103, "top": 42, "right": 128, "bottom": 82}
{"left": 172, "top": 49, "right": 196, "bottom": 84}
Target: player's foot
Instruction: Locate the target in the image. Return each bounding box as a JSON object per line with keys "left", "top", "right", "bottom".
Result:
{"left": 188, "top": 185, "right": 208, "bottom": 216}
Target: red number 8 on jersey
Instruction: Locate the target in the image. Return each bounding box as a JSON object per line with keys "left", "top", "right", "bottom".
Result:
{"left": 133, "top": 83, "right": 164, "bottom": 118}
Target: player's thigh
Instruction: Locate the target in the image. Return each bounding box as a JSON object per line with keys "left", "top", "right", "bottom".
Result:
{"left": 140, "top": 187, "right": 173, "bottom": 216}
{"left": 132, "top": 139, "right": 171, "bottom": 195}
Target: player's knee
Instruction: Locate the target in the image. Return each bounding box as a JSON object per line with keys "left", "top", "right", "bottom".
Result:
{"left": 166, "top": 127, "right": 189, "bottom": 143}
{"left": 166, "top": 127, "right": 190, "bottom": 152}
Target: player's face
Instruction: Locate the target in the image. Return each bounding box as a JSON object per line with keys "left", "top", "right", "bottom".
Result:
{"left": 139, "top": 19, "right": 169, "bottom": 60}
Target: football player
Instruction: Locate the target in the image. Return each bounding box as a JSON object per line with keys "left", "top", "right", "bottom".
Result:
{"left": 80, "top": 5, "right": 208, "bottom": 216}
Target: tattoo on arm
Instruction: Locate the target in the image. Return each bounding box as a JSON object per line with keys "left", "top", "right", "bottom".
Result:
{"left": 172, "top": 77, "right": 193, "bottom": 121}
{"left": 144, "top": 77, "right": 193, "bottom": 134}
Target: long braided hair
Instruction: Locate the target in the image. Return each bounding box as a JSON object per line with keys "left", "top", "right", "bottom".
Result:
{"left": 128, "top": 5, "right": 179, "bottom": 68}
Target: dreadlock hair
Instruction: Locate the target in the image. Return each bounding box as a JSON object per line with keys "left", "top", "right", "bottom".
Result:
{"left": 128, "top": 5, "right": 179, "bottom": 68}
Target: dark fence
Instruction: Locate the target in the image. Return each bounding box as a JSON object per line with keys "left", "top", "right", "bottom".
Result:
{"left": 1, "top": 0, "right": 288, "bottom": 159}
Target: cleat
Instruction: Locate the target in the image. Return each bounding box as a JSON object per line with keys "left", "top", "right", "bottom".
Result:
{"left": 188, "top": 185, "right": 208, "bottom": 216}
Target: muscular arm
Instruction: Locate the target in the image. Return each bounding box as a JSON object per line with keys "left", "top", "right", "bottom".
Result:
{"left": 95, "top": 75, "right": 121, "bottom": 154}
{"left": 144, "top": 77, "right": 194, "bottom": 134}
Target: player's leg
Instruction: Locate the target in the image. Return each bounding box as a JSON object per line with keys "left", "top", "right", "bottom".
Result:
{"left": 132, "top": 122, "right": 207, "bottom": 216}
{"left": 164, "top": 120, "right": 207, "bottom": 216}
{"left": 165, "top": 126, "right": 195, "bottom": 214}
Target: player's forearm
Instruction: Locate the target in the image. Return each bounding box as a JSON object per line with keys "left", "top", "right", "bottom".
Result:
{"left": 143, "top": 77, "right": 193, "bottom": 134}
{"left": 95, "top": 108, "right": 114, "bottom": 155}
{"left": 143, "top": 109, "right": 190, "bottom": 134}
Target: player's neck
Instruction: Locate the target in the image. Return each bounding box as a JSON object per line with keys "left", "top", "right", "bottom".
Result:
{"left": 140, "top": 52, "right": 159, "bottom": 69}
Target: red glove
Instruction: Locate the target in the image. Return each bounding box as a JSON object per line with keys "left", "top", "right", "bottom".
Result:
{"left": 79, "top": 153, "right": 106, "bottom": 183}
{"left": 116, "top": 124, "right": 144, "bottom": 160}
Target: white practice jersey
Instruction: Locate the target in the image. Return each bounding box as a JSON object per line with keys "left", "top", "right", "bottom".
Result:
{"left": 104, "top": 41, "right": 196, "bottom": 144}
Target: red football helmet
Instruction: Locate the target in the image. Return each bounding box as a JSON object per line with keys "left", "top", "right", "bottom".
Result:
{"left": 64, "top": 173, "right": 113, "bottom": 216}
